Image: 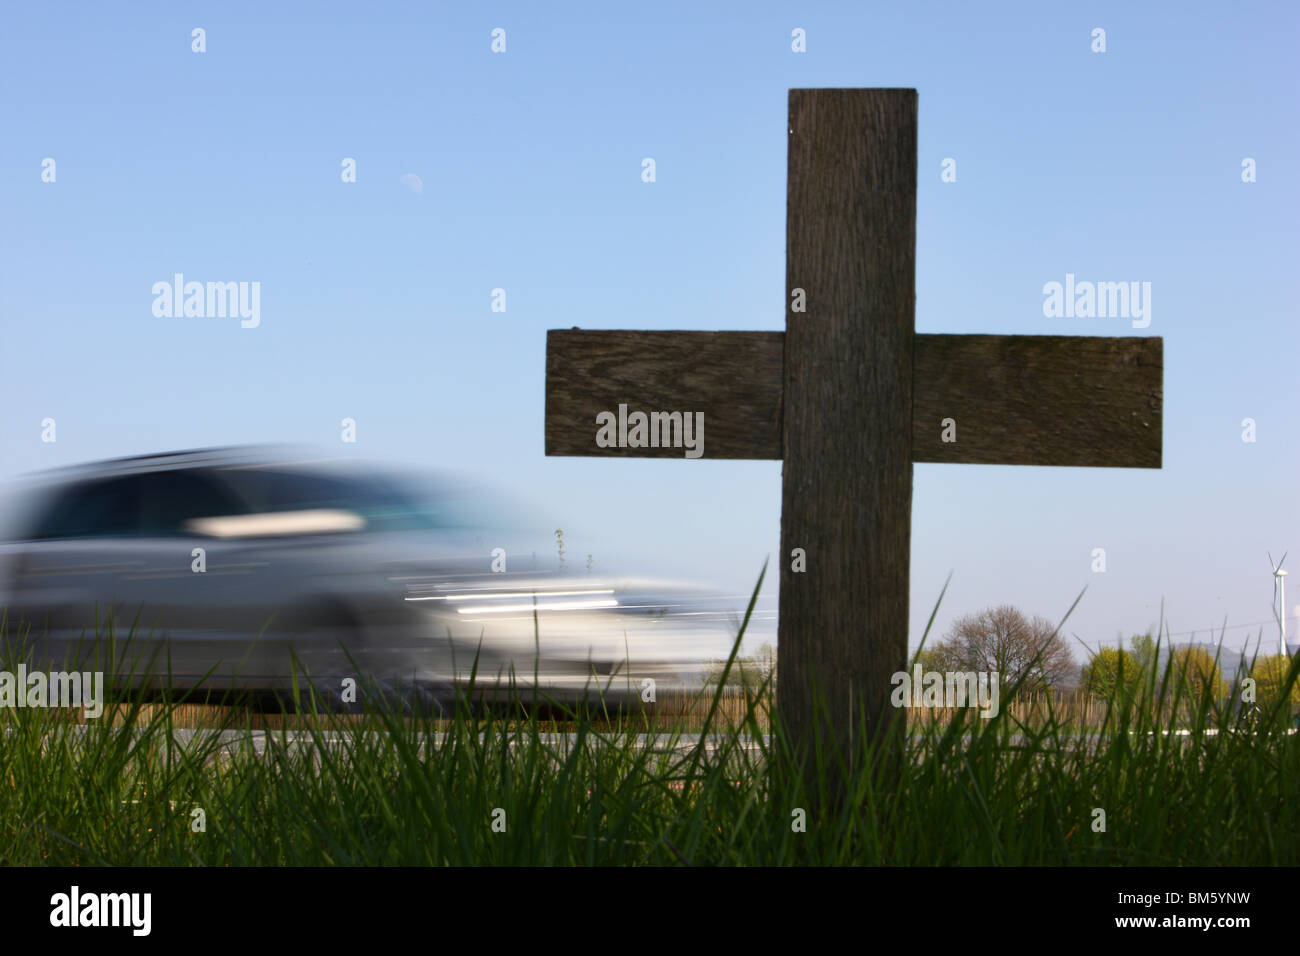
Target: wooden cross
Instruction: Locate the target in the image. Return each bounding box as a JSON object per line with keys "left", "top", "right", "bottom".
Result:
{"left": 544, "top": 89, "right": 1162, "bottom": 769}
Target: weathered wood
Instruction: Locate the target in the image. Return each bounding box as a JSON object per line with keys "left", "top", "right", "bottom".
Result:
{"left": 544, "top": 330, "right": 783, "bottom": 459}
{"left": 778, "top": 89, "right": 917, "bottom": 768}
{"left": 540, "top": 87, "right": 1167, "bottom": 800}
{"left": 545, "top": 330, "right": 1163, "bottom": 467}
{"left": 913, "top": 334, "right": 1163, "bottom": 467}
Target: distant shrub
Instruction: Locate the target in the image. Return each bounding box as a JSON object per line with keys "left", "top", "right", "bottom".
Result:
{"left": 1247, "top": 654, "right": 1300, "bottom": 709}
{"left": 1081, "top": 647, "right": 1142, "bottom": 699}
{"left": 1169, "top": 646, "right": 1226, "bottom": 699}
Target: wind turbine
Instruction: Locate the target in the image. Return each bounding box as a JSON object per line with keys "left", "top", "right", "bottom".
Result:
{"left": 1270, "top": 551, "right": 1289, "bottom": 658}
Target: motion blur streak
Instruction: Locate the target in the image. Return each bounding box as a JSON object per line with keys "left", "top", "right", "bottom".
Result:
{"left": 405, "top": 589, "right": 616, "bottom": 602}
{"left": 456, "top": 600, "right": 620, "bottom": 614}
{"left": 0, "top": 447, "right": 740, "bottom": 710}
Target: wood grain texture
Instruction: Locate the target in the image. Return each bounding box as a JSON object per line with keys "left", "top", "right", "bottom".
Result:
{"left": 545, "top": 331, "right": 1163, "bottom": 468}
{"left": 540, "top": 87, "right": 1169, "bottom": 803}
{"left": 544, "top": 329, "right": 783, "bottom": 459}
{"left": 913, "top": 335, "right": 1163, "bottom": 467}
{"left": 777, "top": 89, "right": 917, "bottom": 767}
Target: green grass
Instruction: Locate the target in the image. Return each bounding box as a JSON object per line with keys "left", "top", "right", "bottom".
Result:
{"left": 1, "top": 575, "right": 1298, "bottom": 865}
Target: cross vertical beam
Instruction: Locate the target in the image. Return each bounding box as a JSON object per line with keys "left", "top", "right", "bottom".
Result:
{"left": 542, "top": 87, "right": 1163, "bottom": 791}
{"left": 779, "top": 90, "right": 917, "bottom": 769}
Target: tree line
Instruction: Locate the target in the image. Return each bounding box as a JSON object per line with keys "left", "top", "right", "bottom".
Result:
{"left": 705, "top": 604, "right": 1300, "bottom": 711}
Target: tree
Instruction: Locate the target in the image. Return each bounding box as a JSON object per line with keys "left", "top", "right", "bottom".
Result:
{"left": 1129, "top": 632, "right": 1157, "bottom": 674}
{"left": 703, "top": 642, "right": 776, "bottom": 691}
{"left": 1081, "top": 646, "right": 1141, "bottom": 699}
{"left": 1247, "top": 654, "right": 1300, "bottom": 709}
{"left": 914, "top": 646, "right": 949, "bottom": 674}
{"left": 1169, "top": 645, "right": 1225, "bottom": 699}
{"left": 923, "top": 605, "right": 1075, "bottom": 695}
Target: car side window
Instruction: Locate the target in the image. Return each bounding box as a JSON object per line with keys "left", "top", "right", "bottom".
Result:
{"left": 28, "top": 477, "right": 144, "bottom": 539}
{"left": 138, "top": 470, "right": 247, "bottom": 536}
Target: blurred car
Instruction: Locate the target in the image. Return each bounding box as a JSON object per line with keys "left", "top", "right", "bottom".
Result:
{"left": 0, "top": 447, "right": 738, "bottom": 709}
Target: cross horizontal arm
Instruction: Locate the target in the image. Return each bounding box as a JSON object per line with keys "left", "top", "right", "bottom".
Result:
{"left": 545, "top": 330, "right": 784, "bottom": 459}
{"left": 913, "top": 333, "right": 1162, "bottom": 467}
{"left": 544, "top": 329, "right": 1162, "bottom": 467}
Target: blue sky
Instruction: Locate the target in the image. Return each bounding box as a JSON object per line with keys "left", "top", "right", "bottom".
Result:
{"left": 2, "top": 1, "right": 1296, "bottom": 662}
